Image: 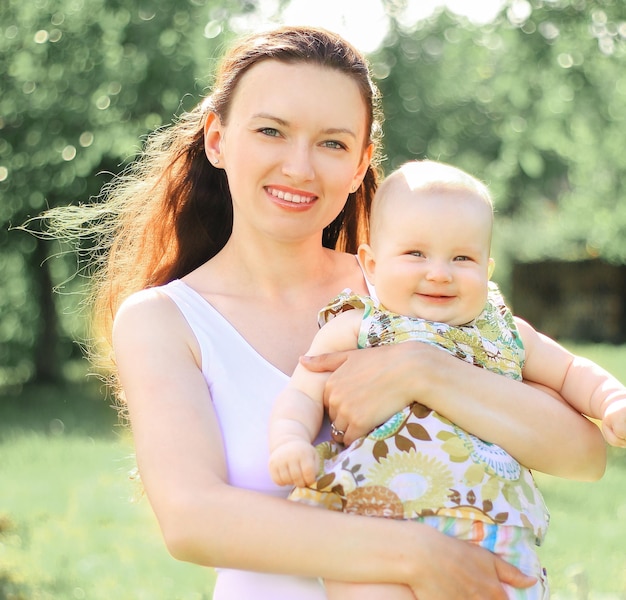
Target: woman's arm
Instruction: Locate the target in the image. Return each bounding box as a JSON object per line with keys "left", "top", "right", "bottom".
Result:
{"left": 301, "top": 341, "right": 606, "bottom": 481}
{"left": 112, "top": 293, "right": 534, "bottom": 599}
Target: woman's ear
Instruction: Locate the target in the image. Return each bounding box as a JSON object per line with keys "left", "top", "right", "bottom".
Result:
{"left": 204, "top": 111, "right": 223, "bottom": 167}
{"left": 351, "top": 143, "right": 374, "bottom": 192}
{"left": 357, "top": 243, "right": 377, "bottom": 285}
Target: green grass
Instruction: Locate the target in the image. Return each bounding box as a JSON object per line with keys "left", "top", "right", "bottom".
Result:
{"left": 536, "top": 449, "right": 626, "bottom": 599}
{"left": 1, "top": 344, "right": 626, "bottom": 598}
{"left": 532, "top": 343, "right": 626, "bottom": 599}
{"left": 0, "top": 382, "right": 215, "bottom": 599}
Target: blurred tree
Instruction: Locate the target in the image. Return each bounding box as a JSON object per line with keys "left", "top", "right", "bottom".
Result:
{"left": 373, "top": 0, "right": 626, "bottom": 280}
{"left": 0, "top": 0, "right": 232, "bottom": 384}
{"left": 2, "top": 0, "right": 625, "bottom": 384}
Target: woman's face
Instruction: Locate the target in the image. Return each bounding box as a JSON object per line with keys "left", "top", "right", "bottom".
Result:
{"left": 206, "top": 60, "right": 372, "bottom": 246}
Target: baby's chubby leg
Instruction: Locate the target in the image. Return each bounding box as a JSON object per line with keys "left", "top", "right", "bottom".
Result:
{"left": 325, "top": 580, "right": 415, "bottom": 600}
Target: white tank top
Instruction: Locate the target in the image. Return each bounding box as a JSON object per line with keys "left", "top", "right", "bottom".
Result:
{"left": 158, "top": 279, "right": 327, "bottom": 599}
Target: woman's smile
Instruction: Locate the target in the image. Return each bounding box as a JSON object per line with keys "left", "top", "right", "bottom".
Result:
{"left": 212, "top": 60, "right": 371, "bottom": 242}
{"left": 266, "top": 185, "right": 317, "bottom": 206}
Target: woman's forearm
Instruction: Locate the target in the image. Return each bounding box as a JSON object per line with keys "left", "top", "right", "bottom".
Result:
{"left": 159, "top": 482, "right": 413, "bottom": 578}
{"left": 153, "top": 479, "right": 532, "bottom": 598}
{"left": 401, "top": 343, "right": 606, "bottom": 481}
{"left": 304, "top": 343, "right": 606, "bottom": 480}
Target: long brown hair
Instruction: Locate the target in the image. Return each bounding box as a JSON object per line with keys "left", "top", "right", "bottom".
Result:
{"left": 44, "top": 26, "right": 384, "bottom": 373}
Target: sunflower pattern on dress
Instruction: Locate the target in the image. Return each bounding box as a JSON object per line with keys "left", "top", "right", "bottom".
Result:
{"left": 288, "top": 283, "right": 549, "bottom": 545}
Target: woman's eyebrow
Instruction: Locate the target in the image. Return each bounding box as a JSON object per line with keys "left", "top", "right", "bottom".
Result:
{"left": 252, "top": 112, "right": 288, "bottom": 125}
{"left": 323, "top": 127, "right": 357, "bottom": 139}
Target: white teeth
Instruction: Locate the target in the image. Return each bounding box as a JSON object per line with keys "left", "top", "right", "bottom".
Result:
{"left": 268, "top": 188, "right": 312, "bottom": 204}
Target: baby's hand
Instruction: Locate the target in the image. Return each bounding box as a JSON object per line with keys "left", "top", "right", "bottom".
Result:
{"left": 269, "top": 440, "right": 319, "bottom": 488}
{"left": 602, "top": 397, "right": 626, "bottom": 448}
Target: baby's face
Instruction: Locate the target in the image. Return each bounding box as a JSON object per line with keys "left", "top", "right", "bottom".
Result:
{"left": 362, "top": 188, "right": 493, "bottom": 326}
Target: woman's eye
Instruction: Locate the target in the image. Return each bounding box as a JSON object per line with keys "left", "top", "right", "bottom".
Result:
{"left": 322, "top": 140, "right": 347, "bottom": 150}
{"left": 259, "top": 127, "right": 281, "bottom": 137}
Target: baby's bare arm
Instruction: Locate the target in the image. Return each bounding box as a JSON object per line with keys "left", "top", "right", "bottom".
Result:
{"left": 517, "top": 317, "right": 626, "bottom": 447}
{"left": 268, "top": 310, "right": 363, "bottom": 485}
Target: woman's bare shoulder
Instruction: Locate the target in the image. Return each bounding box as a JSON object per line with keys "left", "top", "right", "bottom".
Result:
{"left": 113, "top": 286, "right": 191, "bottom": 346}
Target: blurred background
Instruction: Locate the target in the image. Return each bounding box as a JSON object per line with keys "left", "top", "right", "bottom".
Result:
{"left": 1, "top": 0, "right": 625, "bottom": 597}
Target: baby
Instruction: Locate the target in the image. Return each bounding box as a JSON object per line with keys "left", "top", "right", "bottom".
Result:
{"left": 269, "top": 160, "right": 626, "bottom": 600}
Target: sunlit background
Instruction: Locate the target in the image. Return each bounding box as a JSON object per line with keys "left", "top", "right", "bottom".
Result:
{"left": 1, "top": 0, "right": 625, "bottom": 598}
{"left": 228, "top": 0, "right": 508, "bottom": 52}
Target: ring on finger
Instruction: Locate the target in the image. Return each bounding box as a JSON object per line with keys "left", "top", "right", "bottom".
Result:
{"left": 331, "top": 422, "right": 345, "bottom": 438}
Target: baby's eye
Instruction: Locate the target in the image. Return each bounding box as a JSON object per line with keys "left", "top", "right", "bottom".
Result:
{"left": 409, "top": 250, "right": 425, "bottom": 258}
{"left": 453, "top": 255, "right": 473, "bottom": 262}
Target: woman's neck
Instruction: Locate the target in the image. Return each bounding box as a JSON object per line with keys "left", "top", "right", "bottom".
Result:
{"left": 217, "top": 236, "right": 336, "bottom": 296}
{"left": 181, "top": 233, "right": 366, "bottom": 375}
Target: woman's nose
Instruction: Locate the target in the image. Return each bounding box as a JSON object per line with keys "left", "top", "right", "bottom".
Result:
{"left": 281, "top": 143, "right": 315, "bottom": 181}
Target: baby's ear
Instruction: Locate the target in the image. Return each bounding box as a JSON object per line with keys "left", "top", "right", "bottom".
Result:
{"left": 488, "top": 258, "right": 496, "bottom": 280}
{"left": 357, "top": 244, "right": 377, "bottom": 284}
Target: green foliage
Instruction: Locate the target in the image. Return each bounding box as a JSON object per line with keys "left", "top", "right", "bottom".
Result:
{"left": 0, "top": 0, "right": 227, "bottom": 384}
{"left": 2, "top": 0, "right": 626, "bottom": 384}
{"left": 373, "top": 0, "right": 626, "bottom": 281}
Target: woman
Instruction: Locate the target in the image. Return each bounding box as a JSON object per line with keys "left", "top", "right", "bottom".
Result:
{"left": 53, "top": 26, "right": 604, "bottom": 598}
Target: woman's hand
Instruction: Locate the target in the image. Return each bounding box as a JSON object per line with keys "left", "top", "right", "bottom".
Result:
{"left": 301, "top": 341, "right": 606, "bottom": 480}
{"left": 300, "top": 344, "right": 415, "bottom": 445}
{"left": 411, "top": 548, "right": 536, "bottom": 600}
{"left": 403, "top": 522, "right": 536, "bottom": 600}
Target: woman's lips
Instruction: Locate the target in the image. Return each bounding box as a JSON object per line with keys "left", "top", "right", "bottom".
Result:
{"left": 266, "top": 186, "right": 316, "bottom": 204}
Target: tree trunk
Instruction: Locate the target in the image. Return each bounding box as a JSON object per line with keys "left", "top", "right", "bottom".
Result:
{"left": 32, "top": 237, "right": 60, "bottom": 383}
